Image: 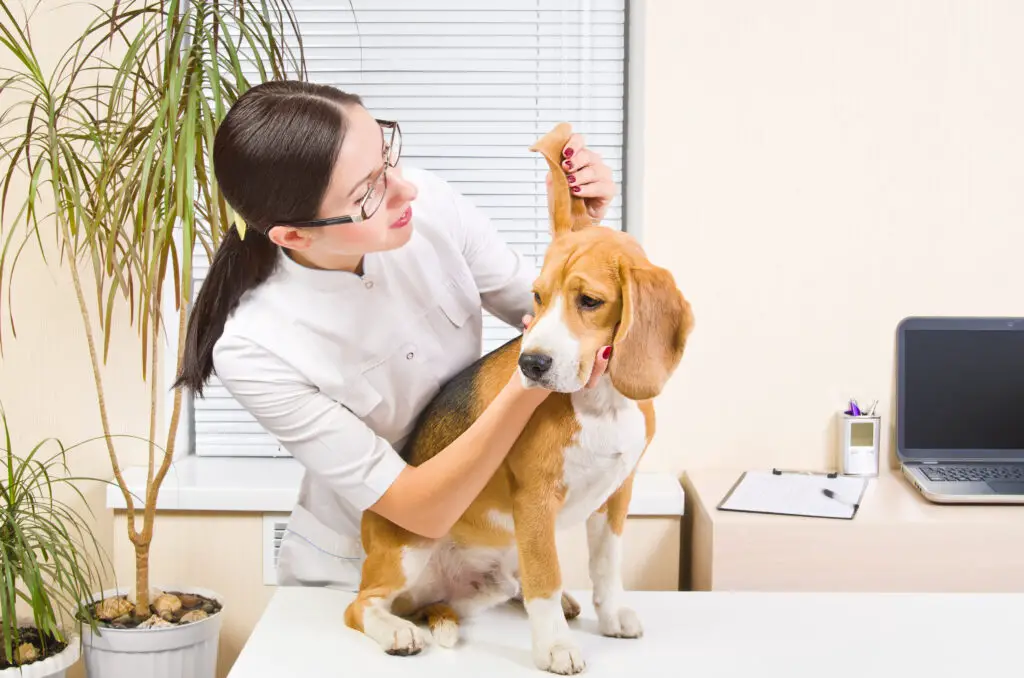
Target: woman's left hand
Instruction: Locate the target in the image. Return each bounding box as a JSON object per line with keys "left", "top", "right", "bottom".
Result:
{"left": 552, "top": 133, "right": 618, "bottom": 223}
{"left": 521, "top": 314, "right": 611, "bottom": 389}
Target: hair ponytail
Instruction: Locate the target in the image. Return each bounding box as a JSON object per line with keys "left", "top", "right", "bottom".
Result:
{"left": 172, "top": 80, "right": 363, "bottom": 394}
{"left": 174, "top": 225, "right": 278, "bottom": 394}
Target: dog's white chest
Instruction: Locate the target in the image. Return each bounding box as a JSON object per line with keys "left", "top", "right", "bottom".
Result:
{"left": 557, "top": 382, "right": 648, "bottom": 528}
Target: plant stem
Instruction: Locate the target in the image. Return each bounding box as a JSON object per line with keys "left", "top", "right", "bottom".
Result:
{"left": 53, "top": 151, "right": 139, "bottom": 549}
{"left": 134, "top": 543, "right": 149, "bottom": 618}
{"left": 135, "top": 284, "right": 186, "bottom": 614}
{"left": 147, "top": 280, "right": 158, "bottom": 493}
{"left": 146, "top": 296, "right": 185, "bottom": 531}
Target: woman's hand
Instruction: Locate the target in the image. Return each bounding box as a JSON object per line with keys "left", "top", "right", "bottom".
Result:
{"left": 522, "top": 315, "right": 611, "bottom": 389}
{"left": 547, "top": 133, "right": 618, "bottom": 223}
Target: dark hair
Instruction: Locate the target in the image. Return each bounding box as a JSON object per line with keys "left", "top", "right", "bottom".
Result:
{"left": 174, "top": 80, "right": 363, "bottom": 394}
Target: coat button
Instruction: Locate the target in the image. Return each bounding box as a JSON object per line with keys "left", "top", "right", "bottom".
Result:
{"left": 406, "top": 352, "right": 414, "bottom": 360}
{"left": 364, "top": 279, "right": 374, "bottom": 289}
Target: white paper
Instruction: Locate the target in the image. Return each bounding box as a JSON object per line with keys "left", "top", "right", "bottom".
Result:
{"left": 719, "top": 470, "right": 867, "bottom": 519}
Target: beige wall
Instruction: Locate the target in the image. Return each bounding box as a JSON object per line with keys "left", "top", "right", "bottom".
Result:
{"left": 637, "top": 0, "right": 1024, "bottom": 473}
{"left": 6, "top": 0, "right": 1024, "bottom": 677}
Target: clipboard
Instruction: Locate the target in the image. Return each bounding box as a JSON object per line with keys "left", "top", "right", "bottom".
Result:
{"left": 717, "top": 468, "right": 869, "bottom": 520}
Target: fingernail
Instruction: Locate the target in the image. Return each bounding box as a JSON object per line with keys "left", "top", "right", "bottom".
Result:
{"left": 564, "top": 147, "right": 574, "bottom": 158}
{"left": 572, "top": 186, "right": 581, "bottom": 193}
{"left": 564, "top": 160, "right": 573, "bottom": 170}
{"left": 567, "top": 174, "right": 576, "bottom": 183}
{"left": 602, "top": 346, "right": 612, "bottom": 360}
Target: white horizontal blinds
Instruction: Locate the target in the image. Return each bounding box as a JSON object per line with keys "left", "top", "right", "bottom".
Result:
{"left": 192, "top": 0, "right": 628, "bottom": 456}
{"left": 190, "top": 246, "right": 286, "bottom": 457}
{"left": 286, "top": 0, "right": 627, "bottom": 352}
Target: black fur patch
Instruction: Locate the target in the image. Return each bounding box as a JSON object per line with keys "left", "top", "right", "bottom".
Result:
{"left": 400, "top": 335, "right": 522, "bottom": 465}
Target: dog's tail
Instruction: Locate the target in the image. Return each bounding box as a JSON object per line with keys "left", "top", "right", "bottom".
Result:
{"left": 416, "top": 602, "right": 460, "bottom": 648}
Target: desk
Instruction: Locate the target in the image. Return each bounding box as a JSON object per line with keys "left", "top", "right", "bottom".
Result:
{"left": 228, "top": 586, "right": 1020, "bottom": 677}
{"left": 684, "top": 468, "right": 1024, "bottom": 592}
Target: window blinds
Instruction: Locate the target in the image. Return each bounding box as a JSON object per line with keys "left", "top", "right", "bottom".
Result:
{"left": 191, "top": 0, "right": 628, "bottom": 457}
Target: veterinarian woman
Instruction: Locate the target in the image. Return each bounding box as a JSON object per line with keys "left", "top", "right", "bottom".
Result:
{"left": 175, "top": 80, "right": 619, "bottom": 589}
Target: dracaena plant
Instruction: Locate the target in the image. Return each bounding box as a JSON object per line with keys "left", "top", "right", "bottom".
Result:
{"left": 0, "top": 0, "right": 306, "bottom": 618}
{"left": 0, "top": 405, "right": 109, "bottom": 667}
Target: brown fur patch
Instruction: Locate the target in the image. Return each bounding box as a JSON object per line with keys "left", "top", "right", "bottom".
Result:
{"left": 609, "top": 265, "right": 694, "bottom": 401}
{"left": 415, "top": 602, "right": 460, "bottom": 628}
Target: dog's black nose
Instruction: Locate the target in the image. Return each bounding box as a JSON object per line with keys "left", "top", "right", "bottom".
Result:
{"left": 518, "top": 353, "right": 553, "bottom": 381}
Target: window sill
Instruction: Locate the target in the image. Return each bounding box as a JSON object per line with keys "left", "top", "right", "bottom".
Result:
{"left": 106, "top": 456, "right": 686, "bottom": 516}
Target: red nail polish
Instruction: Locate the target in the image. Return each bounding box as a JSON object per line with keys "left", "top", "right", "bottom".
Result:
{"left": 602, "top": 346, "right": 612, "bottom": 360}
{"left": 572, "top": 185, "right": 581, "bottom": 193}
{"left": 565, "top": 160, "right": 573, "bottom": 170}
{"left": 567, "top": 174, "right": 576, "bottom": 183}
{"left": 564, "top": 147, "right": 574, "bottom": 158}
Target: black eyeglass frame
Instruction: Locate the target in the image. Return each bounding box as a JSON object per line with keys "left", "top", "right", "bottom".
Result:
{"left": 267, "top": 119, "right": 401, "bottom": 230}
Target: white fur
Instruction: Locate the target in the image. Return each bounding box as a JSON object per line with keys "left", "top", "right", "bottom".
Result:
{"left": 525, "top": 593, "right": 585, "bottom": 675}
{"left": 587, "top": 512, "right": 642, "bottom": 638}
{"left": 399, "top": 541, "right": 520, "bottom": 621}
{"left": 520, "top": 296, "right": 583, "bottom": 392}
{"left": 488, "top": 509, "right": 516, "bottom": 533}
{"left": 557, "top": 376, "right": 648, "bottom": 528}
{"left": 432, "top": 619, "right": 459, "bottom": 648}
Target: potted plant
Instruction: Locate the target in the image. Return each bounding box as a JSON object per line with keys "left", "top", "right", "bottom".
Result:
{"left": 0, "top": 0, "right": 306, "bottom": 675}
{"left": 0, "top": 406, "right": 109, "bottom": 678}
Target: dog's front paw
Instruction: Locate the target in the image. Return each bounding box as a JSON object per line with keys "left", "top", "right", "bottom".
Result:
{"left": 366, "top": 616, "right": 428, "bottom": 656}
{"left": 385, "top": 623, "right": 428, "bottom": 656}
{"left": 534, "top": 639, "right": 586, "bottom": 675}
{"left": 598, "top": 606, "right": 643, "bottom": 639}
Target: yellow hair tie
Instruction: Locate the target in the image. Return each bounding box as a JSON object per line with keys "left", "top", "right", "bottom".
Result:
{"left": 228, "top": 206, "right": 247, "bottom": 240}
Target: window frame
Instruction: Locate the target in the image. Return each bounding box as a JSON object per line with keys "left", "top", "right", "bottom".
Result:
{"left": 165, "top": 0, "right": 640, "bottom": 461}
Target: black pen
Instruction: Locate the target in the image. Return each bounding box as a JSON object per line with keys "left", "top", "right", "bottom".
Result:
{"left": 822, "top": 488, "right": 860, "bottom": 510}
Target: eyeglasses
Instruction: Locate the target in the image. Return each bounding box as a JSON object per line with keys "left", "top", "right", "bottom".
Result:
{"left": 268, "top": 119, "right": 402, "bottom": 230}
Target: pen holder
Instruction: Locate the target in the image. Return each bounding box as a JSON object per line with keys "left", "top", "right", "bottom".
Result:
{"left": 837, "top": 412, "right": 880, "bottom": 477}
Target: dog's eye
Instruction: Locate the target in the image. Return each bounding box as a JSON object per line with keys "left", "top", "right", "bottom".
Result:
{"left": 533, "top": 291, "right": 542, "bottom": 305}
{"left": 578, "top": 294, "right": 604, "bottom": 310}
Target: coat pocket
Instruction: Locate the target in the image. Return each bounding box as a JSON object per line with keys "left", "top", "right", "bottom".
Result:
{"left": 437, "top": 273, "right": 477, "bottom": 328}
{"left": 333, "top": 372, "right": 383, "bottom": 419}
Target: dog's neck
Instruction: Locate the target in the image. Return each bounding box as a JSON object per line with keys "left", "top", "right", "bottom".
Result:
{"left": 570, "top": 374, "right": 631, "bottom": 416}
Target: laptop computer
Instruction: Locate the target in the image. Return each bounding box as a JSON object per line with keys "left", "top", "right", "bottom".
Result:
{"left": 896, "top": 315, "right": 1024, "bottom": 504}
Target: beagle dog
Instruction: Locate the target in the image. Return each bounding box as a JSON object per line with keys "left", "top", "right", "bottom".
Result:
{"left": 344, "top": 123, "right": 694, "bottom": 675}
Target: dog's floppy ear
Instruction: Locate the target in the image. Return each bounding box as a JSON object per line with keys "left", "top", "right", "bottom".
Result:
{"left": 530, "top": 122, "right": 592, "bottom": 236}
{"left": 609, "top": 263, "right": 695, "bottom": 401}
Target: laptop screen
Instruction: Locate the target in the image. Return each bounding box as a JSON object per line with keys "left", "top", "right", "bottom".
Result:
{"left": 899, "top": 320, "right": 1024, "bottom": 461}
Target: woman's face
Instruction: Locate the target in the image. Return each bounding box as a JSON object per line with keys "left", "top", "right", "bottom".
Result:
{"left": 269, "top": 104, "right": 418, "bottom": 269}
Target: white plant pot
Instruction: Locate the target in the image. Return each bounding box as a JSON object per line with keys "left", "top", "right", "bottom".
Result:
{"left": 80, "top": 585, "right": 223, "bottom": 678}
{"left": 0, "top": 631, "right": 80, "bottom": 678}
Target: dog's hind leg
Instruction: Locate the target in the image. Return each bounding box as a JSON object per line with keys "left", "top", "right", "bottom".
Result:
{"left": 560, "top": 591, "right": 582, "bottom": 620}
{"left": 345, "top": 545, "right": 435, "bottom": 656}
{"left": 414, "top": 603, "right": 460, "bottom": 648}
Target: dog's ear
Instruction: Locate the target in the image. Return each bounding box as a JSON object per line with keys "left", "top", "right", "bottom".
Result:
{"left": 609, "top": 263, "right": 695, "bottom": 401}
{"left": 529, "top": 122, "right": 592, "bottom": 237}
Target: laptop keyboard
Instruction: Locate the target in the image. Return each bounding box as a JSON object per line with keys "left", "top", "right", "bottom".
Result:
{"left": 920, "top": 464, "right": 1024, "bottom": 482}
